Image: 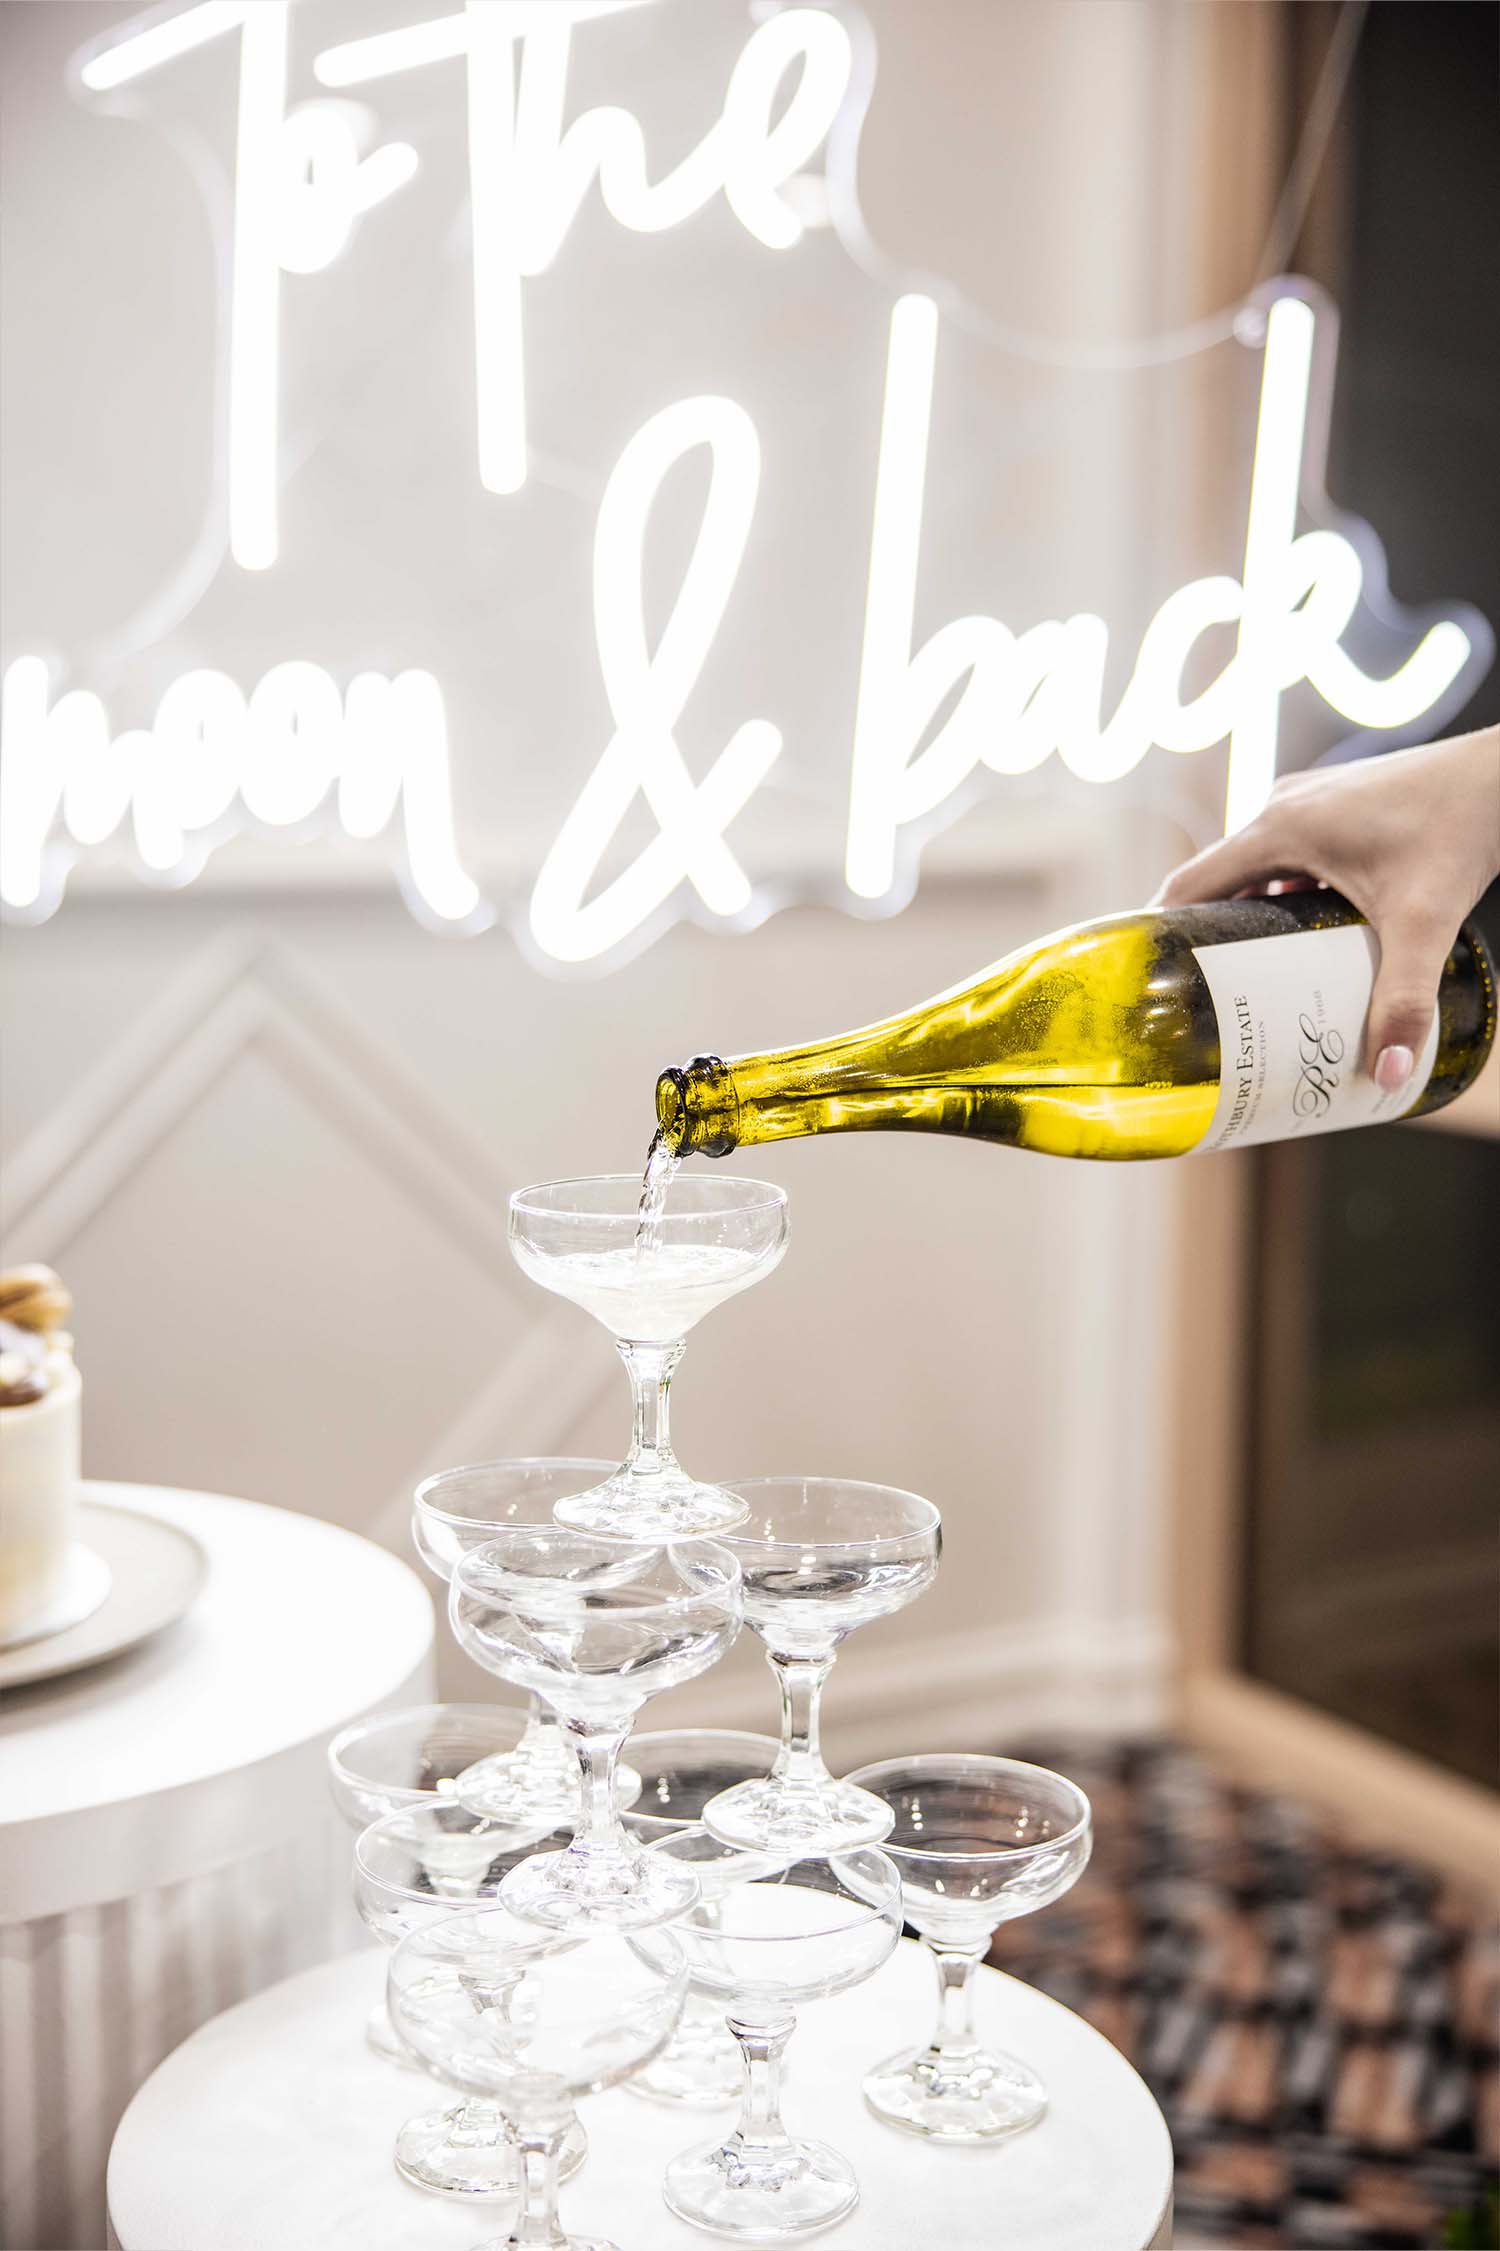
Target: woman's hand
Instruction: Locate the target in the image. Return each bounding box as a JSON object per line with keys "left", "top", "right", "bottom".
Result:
{"left": 1152, "top": 726, "right": 1500, "bottom": 1091}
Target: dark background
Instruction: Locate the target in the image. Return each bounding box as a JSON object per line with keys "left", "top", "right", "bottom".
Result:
{"left": 1245, "top": 0, "right": 1500, "bottom": 1791}
{"left": 1329, "top": 0, "right": 1500, "bottom": 743}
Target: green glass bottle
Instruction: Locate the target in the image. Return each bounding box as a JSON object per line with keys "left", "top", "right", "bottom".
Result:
{"left": 656, "top": 894, "right": 1496, "bottom": 1163}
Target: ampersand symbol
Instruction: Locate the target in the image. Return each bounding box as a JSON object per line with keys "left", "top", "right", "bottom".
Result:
{"left": 529, "top": 396, "right": 782, "bottom": 964}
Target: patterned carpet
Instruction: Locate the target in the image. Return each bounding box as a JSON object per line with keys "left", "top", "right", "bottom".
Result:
{"left": 984, "top": 1741, "right": 1499, "bottom": 2250}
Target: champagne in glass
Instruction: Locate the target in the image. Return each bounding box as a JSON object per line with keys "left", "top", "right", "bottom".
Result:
{"left": 508, "top": 1175, "right": 788, "bottom": 1540}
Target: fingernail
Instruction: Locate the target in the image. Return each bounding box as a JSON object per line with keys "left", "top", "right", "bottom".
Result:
{"left": 1375, "top": 1044, "right": 1414, "bottom": 1092}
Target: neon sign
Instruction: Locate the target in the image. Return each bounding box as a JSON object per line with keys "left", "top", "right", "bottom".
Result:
{"left": 76, "top": 0, "right": 420, "bottom": 571}
{"left": 1, "top": 655, "right": 480, "bottom": 928}
{"left": 2, "top": 0, "right": 1489, "bottom": 962}
{"left": 76, "top": 0, "right": 852, "bottom": 540}
{"left": 844, "top": 289, "right": 1479, "bottom": 901}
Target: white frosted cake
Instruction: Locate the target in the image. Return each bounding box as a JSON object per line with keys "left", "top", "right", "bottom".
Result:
{"left": 0, "top": 1266, "right": 82, "bottom": 1644}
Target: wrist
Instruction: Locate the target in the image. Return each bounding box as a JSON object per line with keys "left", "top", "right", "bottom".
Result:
{"left": 1452, "top": 725, "right": 1500, "bottom": 879}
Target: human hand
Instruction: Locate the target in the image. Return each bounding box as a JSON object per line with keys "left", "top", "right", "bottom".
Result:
{"left": 1152, "top": 726, "right": 1500, "bottom": 1091}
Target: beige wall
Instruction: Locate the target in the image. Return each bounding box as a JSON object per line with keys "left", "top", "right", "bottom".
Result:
{"left": 2, "top": 863, "right": 1180, "bottom": 1759}
{"left": 2, "top": 0, "right": 1282, "bottom": 1759}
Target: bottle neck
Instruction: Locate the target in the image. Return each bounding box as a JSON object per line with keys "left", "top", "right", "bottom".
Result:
{"left": 656, "top": 1055, "right": 742, "bottom": 1157}
{"left": 657, "top": 1041, "right": 982, "bottom": 1155}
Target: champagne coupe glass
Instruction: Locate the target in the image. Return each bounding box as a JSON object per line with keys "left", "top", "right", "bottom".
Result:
{"left": 412, "top": 1459, "right": 641, "bottom": 1825}
{"left": 702, "top": 1478, "right": 942, "bottom": 1854}
{"left": 507, "top": 1175, "right": 789, "bottom": 1539}
{"left": 354, "top": 1800, "right": 583, "bottom": 2198}
{"left": 845, "top": 1754, "right": 1092, "bottom": 2141}
{"left": 388, "top": 1911, "right": 687, "bottom": 2251}
{"left": 450, "top": 1529, "right": 743, "bottom": 1929}
{"left": 329, "top": 1700, "right": 543, "bottom": 2065}
{"left": 620, "top": 1728, "right": 780, "bottom": 2107}
{"left": 650, "top": 1832, "right": 903, "bottom": 2241}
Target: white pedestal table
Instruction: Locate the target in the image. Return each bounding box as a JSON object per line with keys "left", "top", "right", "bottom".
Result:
{"left": 107, "top": 1938, "right": 1173, "bottom": 2251}
{"left": 0, "top": 1481, "right": 435, "bottom": 2251}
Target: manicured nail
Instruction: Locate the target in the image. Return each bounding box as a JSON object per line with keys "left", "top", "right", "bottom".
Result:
{"left": 1375, "top": 1044, "right": 1413, "bottom": 1092}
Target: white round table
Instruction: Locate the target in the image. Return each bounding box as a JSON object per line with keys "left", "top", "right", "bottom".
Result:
{"left": 107, "top": 1939, "right": 1173, "bottom": 2251}
{"left": 1, "top": 1481, "right": 435, "bottom": 2251}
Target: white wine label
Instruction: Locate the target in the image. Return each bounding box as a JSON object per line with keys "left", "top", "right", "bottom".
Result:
{"left": 1191, "top": 921, "right": 1438, "bottom": 1153}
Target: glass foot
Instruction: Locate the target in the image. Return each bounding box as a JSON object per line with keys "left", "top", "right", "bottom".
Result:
{"left": 450, "top": 1748, "right": 580, "bottom": 1825}
{"left": 454, "top": 1751, "right": 642, "bottom": 1826}
{"left": 625, "top": 2003, "right": 742, "bottom": 2107}
{"left": 862, "top": 2043, "right": 1047, "bottom": 2142}
{"left": 394, "top": 2103, "right": 587, "bottom": 2198}
{"left": 366, "top": 1999, "right": 424, "bottom": 2070}
{"left": 472, "top": 2237, "right": 617, "bottom": 2251}
{"left": 664, "top": 2133, "right": 858, "bottom": 2241}
{"left": 499, "top": 1845, "right": 700, "bottom": 1932}
{"left": 553, "top": 1470, "right": 749, "bottom": 1541}
{"left": 702, "top": 1774, "right": 894, "bottom": 1855}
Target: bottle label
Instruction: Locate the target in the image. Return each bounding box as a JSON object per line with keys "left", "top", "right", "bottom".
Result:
{"left": 1191, "top": 921, "right": 1438, "bottom": 1153}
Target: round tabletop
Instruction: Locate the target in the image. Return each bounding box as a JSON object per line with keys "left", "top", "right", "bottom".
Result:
{"left": 0, "top": 1481, "right": 436, "bottom": 1922}
{"left": 108, "top": 1940, "right": 1174, "bottom": 2251}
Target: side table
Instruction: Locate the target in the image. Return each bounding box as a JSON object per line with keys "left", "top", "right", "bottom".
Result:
{"left": 1, "top": 1481, "right": 435, "bottom": 2251}
{"left": 107, "top": 1938, "right": 1174, "bottom": 2251}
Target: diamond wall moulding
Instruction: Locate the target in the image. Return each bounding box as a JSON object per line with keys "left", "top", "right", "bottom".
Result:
{"left": 0, "top": 924, "right": 618, "bottom": 1534}
{"left": 2, "top": 0, "right": 1489, "bottom": 965}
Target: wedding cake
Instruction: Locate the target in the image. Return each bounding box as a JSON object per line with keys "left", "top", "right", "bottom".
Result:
{"left": 0, "top": 1265, "right": 81, "bottom": 1644}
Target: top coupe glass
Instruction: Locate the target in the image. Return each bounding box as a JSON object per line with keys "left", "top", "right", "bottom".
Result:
{"left": 507, "top": 1175, "right": 788, "bottom": 1539}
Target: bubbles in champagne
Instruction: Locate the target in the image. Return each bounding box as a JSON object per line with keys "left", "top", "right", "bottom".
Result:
{"left": 515, "top": 1241, "right": 768, "bottom": 1344}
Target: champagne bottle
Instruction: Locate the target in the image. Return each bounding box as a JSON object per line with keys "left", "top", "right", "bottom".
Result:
{"left": 656, "top": 894, "right": 1496, "bottom": 1162}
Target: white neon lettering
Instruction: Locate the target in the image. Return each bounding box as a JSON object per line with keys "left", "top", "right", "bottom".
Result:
{"left": 1222, "top": 296, "right": 1470, "bottom": 829}
{"left": 76, "top": 1, "right": 243, "bottom": 91}
{"left": 528, "top": 396, "right": 782, "bottom": 964}
{"left": 313, "top": 2, "right": 851, "bottom": 495}
{"left": 49, "top": 15, "right": 1482, "bottom": 961}
{"left": 340, "top": 671, "right": 478, "bottom": 923}
{"left": 845, "top": 294, "right": 1475, "bottom": 901}
{"left": 2, "top": 662, "right": 98, "bottom": 909}
{"left": 312, "top": 2, "right": 644, "bottom": 89}
{"left": 149, "top": 670, "right": 246, "bottom": 859}
{"left": 1222, "top": 292, "right": 1311, "bottom": 834}
{"left": 79, "top": 3, "right": 417, "bottom": 569}
{"left": 718, "top": 10, "right": 852, "bottom": 251}
{"left": 848, "top": 292, "right": 965, "bottom": 897}
{"left": 272, "top": 102, "right": 420, "bottom": 276}
{"left": 0, "top": 660, "right": 480, "bottom": 926}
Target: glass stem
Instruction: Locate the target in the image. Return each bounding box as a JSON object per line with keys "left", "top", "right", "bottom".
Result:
{"left": 925, "top": 1937, "right": 986, "bottom": 2065}
{"left": 726, "top": 2010, "right": 798, "bottom": 2165}
{"left": 448, "top": 2096, "right": 503, "bottom": 2142}
{"left": 518, "top": 1694, "right": 566, "bottom": 1765}
{"left": 619, "top": 1339, "right": 684, "bottom": 1480}
{"left": 564, "top": 1714, "right": 632, "bottom": 1876}
{"left": 508, "top": 2116, "right": 570, "bottom": 2249}
{"left": 769, "top": 1651, "right": 835, "bottom": 1789}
